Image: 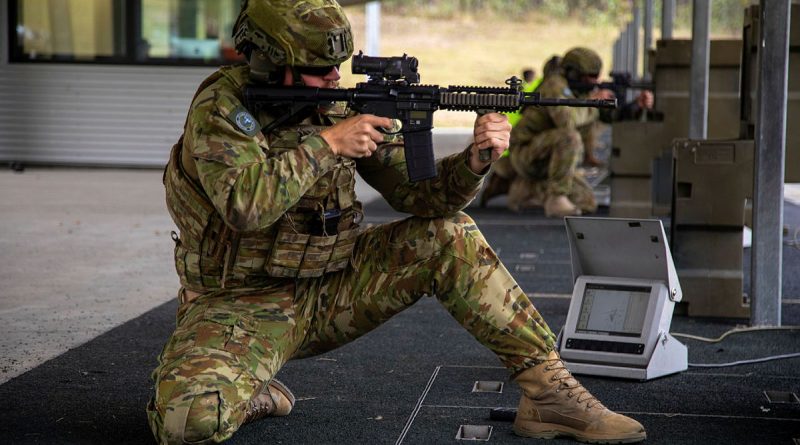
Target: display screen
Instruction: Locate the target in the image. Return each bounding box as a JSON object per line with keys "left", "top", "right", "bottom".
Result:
{"left": 576, "top": 283, "right": 651, "bottom": 337}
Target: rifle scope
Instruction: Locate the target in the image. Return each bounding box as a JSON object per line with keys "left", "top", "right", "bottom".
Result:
{"left": 352, "top": 51, "right": 420, "bottom": 84}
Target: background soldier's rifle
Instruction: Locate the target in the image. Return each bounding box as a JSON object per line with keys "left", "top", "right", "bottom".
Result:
{"left": 244, "top": 52, "right": 617, "bottom": 182}
{"left": 570, "top": 71, "right": 654, "bottom": 101}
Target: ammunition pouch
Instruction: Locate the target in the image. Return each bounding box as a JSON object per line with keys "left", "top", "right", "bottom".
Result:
{"left": 265, "top": 227, "right": 359, "bottom": 278}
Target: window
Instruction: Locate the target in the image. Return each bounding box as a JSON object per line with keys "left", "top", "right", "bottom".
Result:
{"left": 141, "top": 0, "right": 241, "bottom": 63}
{"left": 10, "top": 0, "right": 244, "bottom": 65}
{"left": 13, "top": 0, "right": 126, "bottom": 62}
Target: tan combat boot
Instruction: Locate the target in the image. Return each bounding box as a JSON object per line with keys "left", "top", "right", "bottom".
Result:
{"left": 513, "top": 351, "right": 646, "bottom": 443}
{"left": 243, "top": 379, "right": 296, "bottom": 423}
{"left": 480, "top": 173, "right": 511, "bottom": 207}
{"left": 544, "top": 195, "right": 581, "bottom": 218}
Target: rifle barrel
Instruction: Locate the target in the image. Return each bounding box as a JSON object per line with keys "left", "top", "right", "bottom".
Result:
{"left": 522, "top": 97, "right": 618, "bottom": 108}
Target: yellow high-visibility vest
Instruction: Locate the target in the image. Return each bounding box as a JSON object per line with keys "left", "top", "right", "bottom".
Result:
{"left": 506, "top": 78, "right": 542, "bottom": 126}
{"left": 502, "top": 78, "right": 543, "bottom": 157}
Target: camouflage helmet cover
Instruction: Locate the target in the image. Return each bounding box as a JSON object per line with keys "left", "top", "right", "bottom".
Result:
{"left": 233, "top": 0, "right": 354, "bottom": 67}
{"left": 561, "top": 47, "right": 603, "bottom": 77}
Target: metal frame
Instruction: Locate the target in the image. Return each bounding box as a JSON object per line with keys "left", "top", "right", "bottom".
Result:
{"left": 0, "top": 0, "right": 8, "bottom": 65}
{"left": 662, "top": 0, "right": 675, "bottom": 40}
{"left": 644, "top": 0, "right": 653, "bottom": 79}
{"left": 6, "top": 0, "right": 233, "bottom": 67}
{"left": 752, "top": 0, "right": 792, "bottom": 326}
{"left": 365, "top": 1, "right": 381, "bottom": 56}
{"left": 689, "top": 0, "right": 710, "bottom": 139}
{"left": 631, "top": 5, "right": 641, "bottom": 80}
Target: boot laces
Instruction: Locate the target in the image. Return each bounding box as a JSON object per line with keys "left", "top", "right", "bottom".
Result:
{"left": 544, "top": 359, "right": 601, "bottom": 409}
{"left": 244, "top": 389, "right": 276, "bottom": 423}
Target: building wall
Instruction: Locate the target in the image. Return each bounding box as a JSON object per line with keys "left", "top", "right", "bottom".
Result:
{"left": 0, "top": 62, "right": 213, "bottom": 167}
{"left": 0, "top": 0, "right": 214, "bottom": 168}
{"left": 0, "top": 0, "right": 469, "bottom": 168}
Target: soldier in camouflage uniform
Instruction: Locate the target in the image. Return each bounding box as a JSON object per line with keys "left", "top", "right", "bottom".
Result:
{"left": 482, "top": 48, "right": 654, "bottom": 217}
{"left": 147, "top": 2, "right": 646, "bottom": 444}
{"left": 483, "top": 48, "right": 609, "bottom": 217}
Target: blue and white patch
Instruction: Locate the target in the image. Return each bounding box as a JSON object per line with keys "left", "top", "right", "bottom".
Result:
{"left": 562, "top": 87, "right": 574, "bottom": 97}
{"left": 227, "top": 106, "right": 259, "bottom": 137}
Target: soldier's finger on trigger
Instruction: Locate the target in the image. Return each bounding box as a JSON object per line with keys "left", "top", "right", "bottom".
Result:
{"left": 364, "top": 114, "right": 392, "bottom": 130}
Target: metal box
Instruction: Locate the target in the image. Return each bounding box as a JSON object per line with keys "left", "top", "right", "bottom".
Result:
{"left": 654, "top": 39, "right": 742, "bottom": 141}
{"left": 609, "top": 120, "right": 669, "bottom": 218}
{"left": 671, "top": 139, "right": 754, "bottom": 318}
{"left": 646, "top": 39, "right": 743, "bottom": 217}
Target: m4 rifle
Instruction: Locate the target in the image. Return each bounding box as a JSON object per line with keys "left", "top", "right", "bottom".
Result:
{"left": 244, "top": 52, "right": 617, "bottom": 182}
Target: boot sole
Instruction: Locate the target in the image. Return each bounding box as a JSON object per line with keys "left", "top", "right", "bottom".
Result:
{"left": 513, "top": 423, "right": 646, "bottom": 444}
{"left": 269, "top": 378, "right": 296, "bottom": 416}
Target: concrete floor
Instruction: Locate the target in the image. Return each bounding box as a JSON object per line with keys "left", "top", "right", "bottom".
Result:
{"left": 2, "top": 163, "right": 799, "bottom": 386}
{"left": 0, "top": 131, "right": 477, "bottom": 384}
{"left": 0, "top": 168, "right": 178, "bottom": 383}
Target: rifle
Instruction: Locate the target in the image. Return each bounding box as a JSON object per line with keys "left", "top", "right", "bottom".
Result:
{"left": 570, "top": 71, "right": 654, "bottom": 100}
{"left": 244, "top": 52, "right": 617, "bottom": 182}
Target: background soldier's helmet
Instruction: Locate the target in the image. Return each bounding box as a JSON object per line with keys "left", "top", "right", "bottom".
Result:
{"left": 233, "top": 0, "right": 354, "bottom": 81}
{"left": 561, "top": 47, "right": 603, "bottom": 81}
{"left": 542, "top": 55, "right": 562, "bottom": 78}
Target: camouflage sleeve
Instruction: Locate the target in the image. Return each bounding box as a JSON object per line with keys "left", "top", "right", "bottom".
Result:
{"left": 186, "top": 88, "right": 339, "bottom": 231}
{"left": 509, "top": 108, "right": 540, "bottom": 152}
{"left": 356, "top": 140, "right": 485, "bottom": 217}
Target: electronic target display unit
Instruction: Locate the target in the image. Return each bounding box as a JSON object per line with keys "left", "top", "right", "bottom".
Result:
{"left": 557, "top": 217, "right": 688, "bottom": 380}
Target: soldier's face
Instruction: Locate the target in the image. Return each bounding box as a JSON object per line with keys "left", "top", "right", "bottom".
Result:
{"left": 581, "top": 74, "right": 600, "bottom": 85}
{"left": 283, "top": 66, "right": 341, "bottom": 88}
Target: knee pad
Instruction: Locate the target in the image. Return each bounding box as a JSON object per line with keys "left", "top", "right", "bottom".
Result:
{"left": 162, "top": 392, "right": 220, "bottom": 444}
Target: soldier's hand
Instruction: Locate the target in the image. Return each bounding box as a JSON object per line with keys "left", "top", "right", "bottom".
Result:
{"left": 320, "top": 114, "right": 393, "bottom": 158}
{"left": 470, "top": 112, "right": 511, "bottom": 174}
{"left": 637, "top": 90, "right": 654, "bottom": 110}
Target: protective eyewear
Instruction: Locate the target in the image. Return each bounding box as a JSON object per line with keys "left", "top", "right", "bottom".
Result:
{"left": 296, "top": 64, "right": 340, "bottom": 76}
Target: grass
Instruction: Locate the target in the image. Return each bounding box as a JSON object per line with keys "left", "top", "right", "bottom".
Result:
{"left": 342, "top": 8, "right": 618, "bottom": 127}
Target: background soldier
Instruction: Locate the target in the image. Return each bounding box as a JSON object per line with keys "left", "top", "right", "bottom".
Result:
{"left": 482, "top": 47, "right": 652, "bottom": 216}
{"left": 147, "top": 2, "right": 646, "bottom": 444}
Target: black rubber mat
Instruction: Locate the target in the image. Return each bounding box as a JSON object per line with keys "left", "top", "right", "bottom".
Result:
{"left": 2, "top": 200, "right": 799, "bottom": 444}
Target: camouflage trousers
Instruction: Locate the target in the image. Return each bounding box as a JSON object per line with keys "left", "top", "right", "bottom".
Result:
{"left": 497, "top": 127, "right": 596, "bottom": 212}
{"left": 147, "top": 212, "right": 556, "bottom": 444}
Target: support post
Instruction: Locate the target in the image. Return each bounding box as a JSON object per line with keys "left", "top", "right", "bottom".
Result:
{"left": 688, "top": 0, "right": 710, "bottom": 139}
{"left": 0, "top": 0, "right": 8, "bottom": 65}
{"left": 644, "top": 0, "right": 653, "bottom": 79}
{"left": 631, "top": 3, "right": 641, "bottom": 78}
{"left": 751, "top": 0, "right": 791, "bottom": 326}
{"left": 662, "top": 0, "right": 675, "bottom": 40}
{"left": 365, "top": 1, "right": 381, "bottom": 56}
{"left": 620, "top": 27, "right": 630, "bottom": 73}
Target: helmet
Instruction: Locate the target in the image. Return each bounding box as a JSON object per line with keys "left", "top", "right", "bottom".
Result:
{"left": 233, "top": 0, "right": 354, "bottom": 82}
{"left": 542, "top": 55, "right": 562, "bottom": 77}
{"left": 561, "top": 47, "right": 602, "bottom": 81}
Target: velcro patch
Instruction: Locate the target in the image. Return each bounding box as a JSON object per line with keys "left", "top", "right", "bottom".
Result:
{"left": 227, "top": 106, "right": 260, "bottom": 137}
